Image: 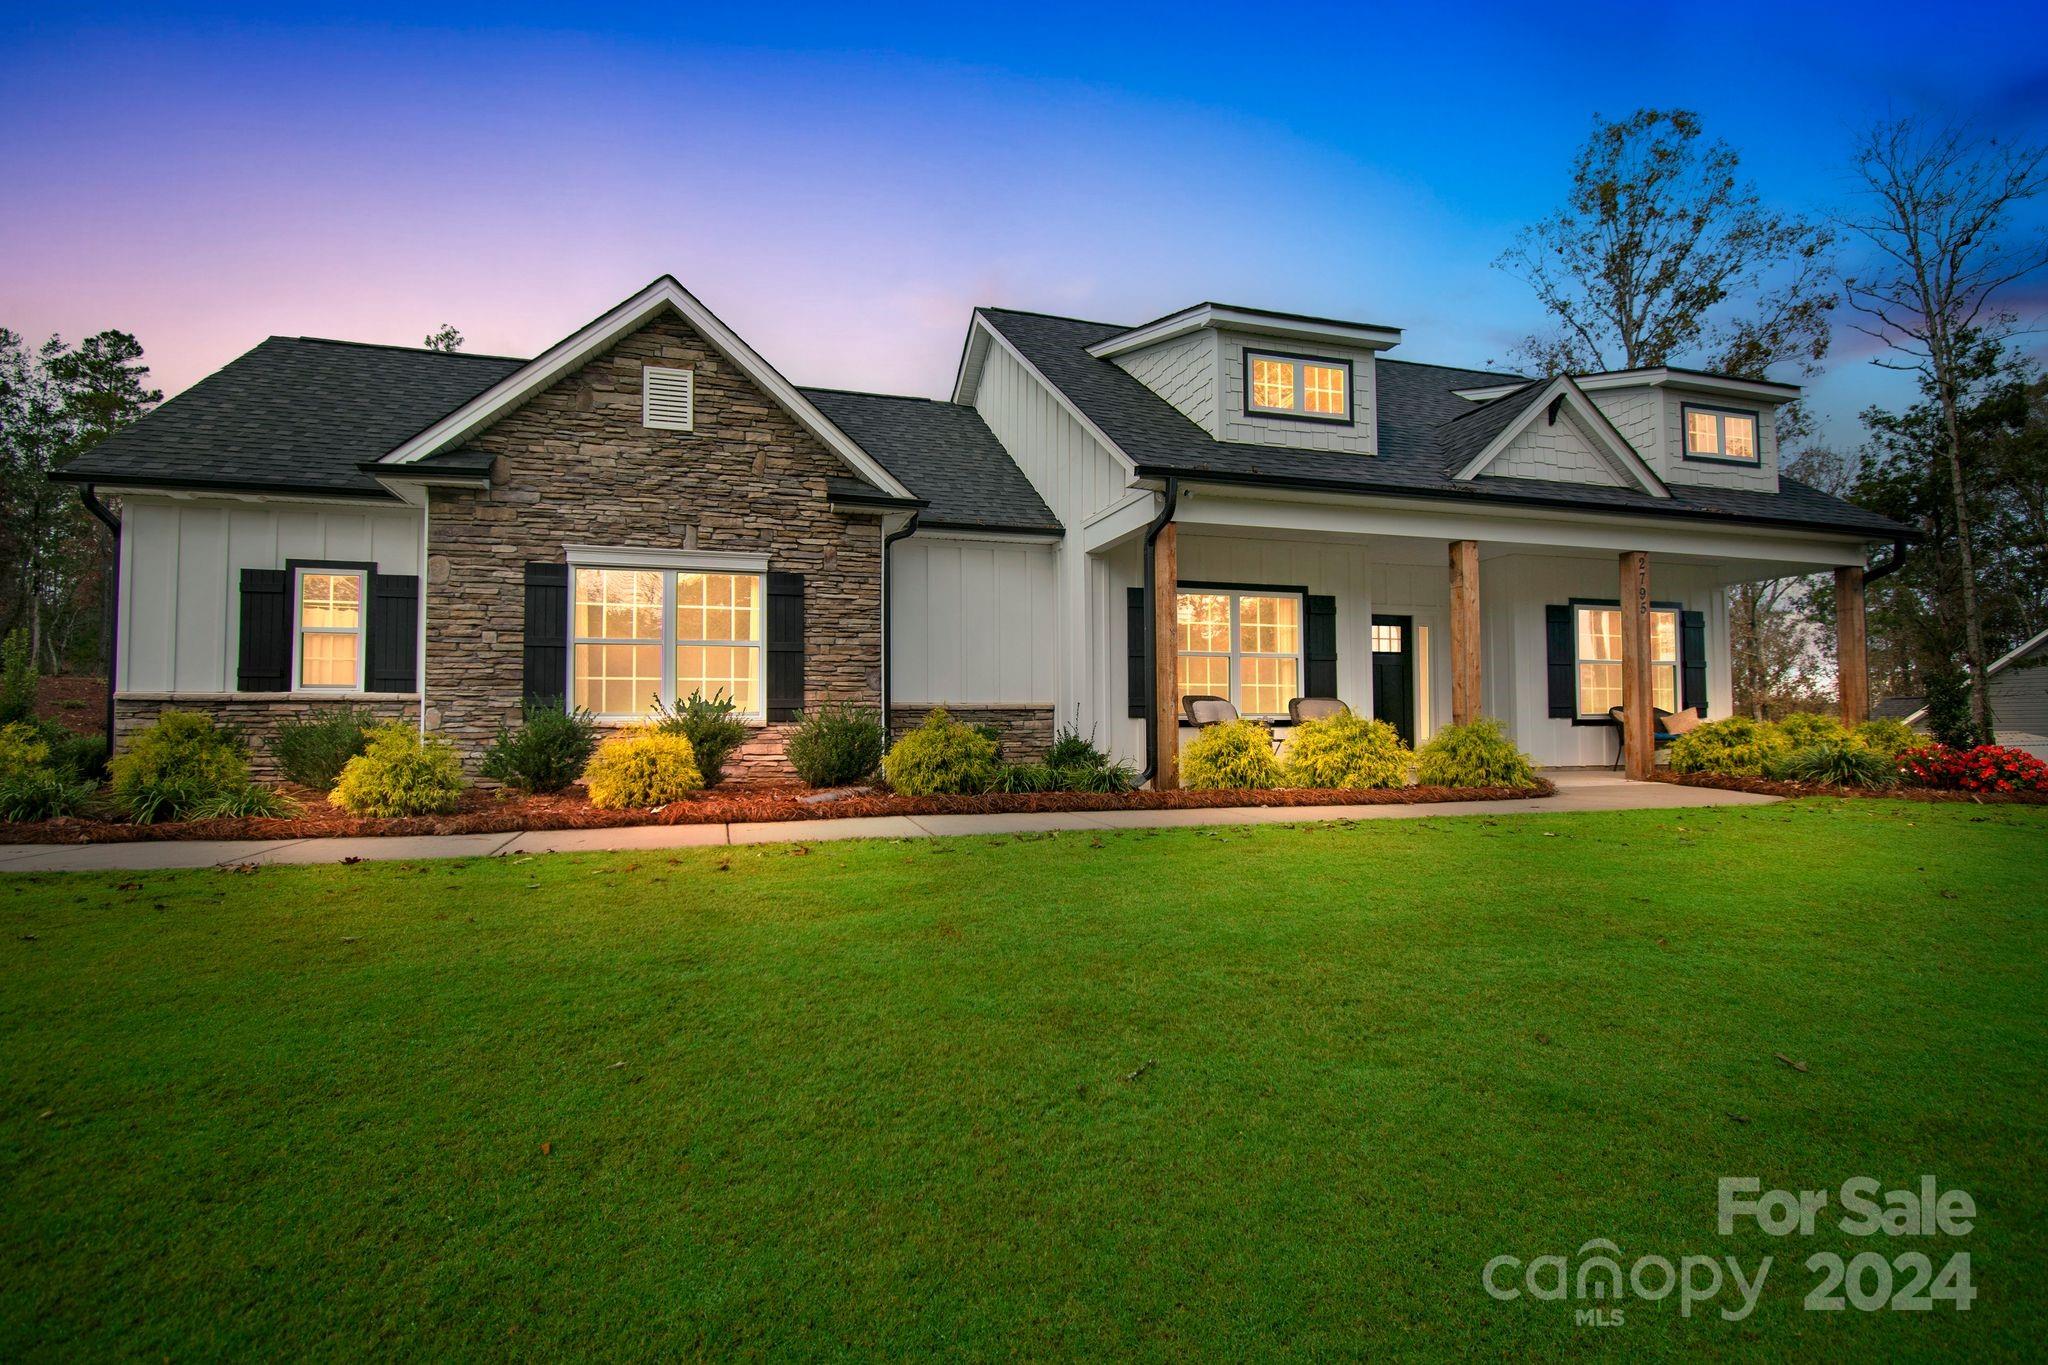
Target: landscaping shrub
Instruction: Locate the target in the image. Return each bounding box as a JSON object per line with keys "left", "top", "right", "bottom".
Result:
{"left": 481, "top": 701, "right": 599, "bottom": 793}
{"left": 994, "top": 762, "right": 1059, "bottom": 793}
{"left": 1852, "top": 716, "right": 1919, "bottom": 758}
{"left": 329, "top": 724, "right": 465, "bottom": 817}
{"left": 0, "top": 721, "right": 51, "bottom": 781}
{"left": 109, "top": 711, "right": 250, "bottom": 822}
{"left": 1775, "top": 711, "right": 1850, "bottom": 747}
{"left": 191, "top": 784, "right": 303, "bottom": 819}
{"left": 0, "top": 769, "right": 98, "bottom": 822}
{"left": 0, "top": 629, "right": 35, "bottom": 724}
{"left": 1765, "top": 739, "right": 1899, "bottom": 789}
{"left": 49, "top": 731, "right": 109, "bottom": 782}
{"left": 270, "top": 706, "right": 377, "bottom": 790}
{"left": 1668, "top": 716, "right": 1787, "bottom": 777}
{"left": 1041, "top": 715, "right": 1138, "bottom": 792}
{"left": 1414, "top": 717, "right": 1540, "bottom": 789}
{"left": 1923, "top": 670, "right": 1987, "bottom": 749}
{"left": 1899, "top": 743, "right": 2048, "bottom": 794}
{"left": 1281, "top": 713, "right": 1412, "bottom": 790}
{"left": 583, "top": 729, "right": 704, "bottom": 808}
{"left": 1179, "top": 718, "right": 1283, "bottom": 790}
{"left": 650, "top": 691, "right": 749, "bottom": 786}
{"left": 880, "top": 707, "right": 999, "bottom": 795}
{"left": 785, "top": 704, "right": 886, "bottom": 787}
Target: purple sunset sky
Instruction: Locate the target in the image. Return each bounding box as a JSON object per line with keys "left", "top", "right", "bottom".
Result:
{"left": 5, "top": 2, "right": 2045, "bottom": 454}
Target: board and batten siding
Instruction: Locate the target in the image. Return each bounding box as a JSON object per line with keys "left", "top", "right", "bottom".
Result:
{"left": 889, "top": 535, "right": 1058, "bottom": 706}
{"left": 117, "top": 497, "right": 423, "bottom": 694}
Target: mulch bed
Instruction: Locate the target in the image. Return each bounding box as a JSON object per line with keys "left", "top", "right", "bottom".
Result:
{"left": 1, "top": 777, "right": 1556, "bottom": 845}
{"left": 34, "top": 676, "right": 106, "bottom": 736}
{"left": 1651, "top": 770, "right": 2048, "bottom": 805}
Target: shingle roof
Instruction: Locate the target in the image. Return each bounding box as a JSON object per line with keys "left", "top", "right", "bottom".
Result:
{"left": 976, "top": 308, "right": 1911, "bottom": 539}
{"left": 800, "top": 388, "right": 1060, "bottom": 533}
{"left": 58, "top": 337, "right": 525, "bottom": 496}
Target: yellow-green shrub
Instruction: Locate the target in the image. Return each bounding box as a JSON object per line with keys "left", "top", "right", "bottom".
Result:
{"left": 108, "top": 710, "right": 250, "bottom": 822}
{"left": 1414, "top": 718, "right": 1540, "bottom": 789}
{"left": 1281, "top": 713, "right": 1411, "bottom": 789}
{"left": 0, "top": 721, "right": 51, "bottom": 782}
{"left": 1775, "top": 711, "right": 1850, "bottom": 747}
{"left": 583, "top": 729, "right": 703, "bottom": 808}
{"left": 881, "top": 707, "right": 998, "bottom": 795}
{"left": 1852, "top": 716, "right": 1918, "bottom": 758}
{"left": 1180, "top": 718, "right": 1282, "bottom": 790}
{"left": 1668, "top": 716, "right": 1786, "bottom": 777}
{"left": 329, "top": 724, "right": 465, "bottom": 817}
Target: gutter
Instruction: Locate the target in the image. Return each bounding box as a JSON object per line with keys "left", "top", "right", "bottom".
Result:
{"left": 1863, "top": 537, "right": 1909, "bottom": 586}
{"left": 78, "top": 486, "right": 121, "bottom": 753}
{"left": 1137, "top": 477, "right": 1180, "bottom": 788}
{"left": 880, "top": 512, "right": 921, "bottom": 733}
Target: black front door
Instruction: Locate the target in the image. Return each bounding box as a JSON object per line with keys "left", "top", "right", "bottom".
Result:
{"left": 1371, "top": 614, "right": 1415, "bottom": 746}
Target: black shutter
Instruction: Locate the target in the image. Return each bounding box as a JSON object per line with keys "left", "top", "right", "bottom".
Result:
{"left": 1681, "top": 610, "right": 1708, "bottom": 716}
{"left": 765, "top": 571, "right": 805, "bottom": 721}
{"left": 237, "top": 568, "right": 290, "bottom": 691}
{"left": 366, "top": 574, "right": 420, "bottom": 693}
{"left": 522, "top": 562, "right": 568, "bottom": 704}
{"left": 1304, "top": 595, "right": 1337, "bottom": 698}
{"left": 1127, "top": 586, "right": 1147, "bottom": 718}
{"left": 1545, "top": 604, "right": 1574, "bottom": 719}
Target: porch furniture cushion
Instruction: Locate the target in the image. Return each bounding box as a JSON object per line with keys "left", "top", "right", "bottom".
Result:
{"left": 1605, "top": 706, "right": 1698, "bottom": 769}
{"left": 1288, "top": 696, "right": 1349, "bottom": 724}
{"left": 1182, "top": 694, "right": 1239, "bottom": 728}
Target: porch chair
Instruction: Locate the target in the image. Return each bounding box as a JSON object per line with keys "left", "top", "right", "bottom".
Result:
{"left": 1287, "top": 696, "right": 1350, "bottom": 725}
{"left": 1606, "top": 705, "right": 1703, "bottom": 770}
{"left": 1181, "top": 694, "right": 1240, "bottom": 728}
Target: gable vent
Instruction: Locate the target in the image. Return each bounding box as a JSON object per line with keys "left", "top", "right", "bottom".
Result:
{"left": 642, "top": 366, "right": 695, "bottom": 431}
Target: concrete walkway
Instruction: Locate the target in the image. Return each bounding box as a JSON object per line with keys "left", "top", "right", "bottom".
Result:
{"left": 0, "top": 772, "right": 1778, "bottom": 873}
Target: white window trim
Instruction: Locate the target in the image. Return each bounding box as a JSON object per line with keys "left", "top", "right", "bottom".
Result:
{"left": 564, "top": 546, "right": 768, "bottom": 573}
{"left": 1680, "top": 403, "right": 1761, "bottom": 464}
{"left": 1176, "top": 587, "right": 1306, "bottom": 720}
{"left": 291, "top": 566, "right": 368, "bottom": 694}
{"left": 1572, "top": 602, "right": 1680, "bottom": 720}
{"left": 565, "top": 563, "right": 767, "bottom": 723}
{"left": 1244, "top": 350, "right": 1353, "bottom": 424}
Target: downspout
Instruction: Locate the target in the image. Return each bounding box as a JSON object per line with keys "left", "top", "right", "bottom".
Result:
{"left": 1863, "top": 537, "right": 1909, "bottom": 586}
{"left": 1137, "top": 477, "right": 1180, "bottom": 786}
{"left": 417, "top": 491, "right": 430, "bottom": 737}
{"left": 78, "top": 486, "right": 121, "bottom": 754}
{"left": 881, "top": 511, "right": 920, "bottom": 737}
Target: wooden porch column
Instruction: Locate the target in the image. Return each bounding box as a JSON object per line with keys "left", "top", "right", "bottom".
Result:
{"left": 1619, "top": 550, "right": 1654, "bottom": 780}
{"left": 1449, "top": 540, "right": 1480, "bottom": 725}
{"left": 1836, "top": 566, "right": 1869, "bottom": 725}
{"left": 1152, "top": 523, "right": 1179, "bottom": 790}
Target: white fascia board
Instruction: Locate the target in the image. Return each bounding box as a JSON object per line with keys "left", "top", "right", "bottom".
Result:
{"left": 968, "top": 315, "right": 1138, "bottom": 478}
{"left": 950, "top": 316, "right": 992, "bottom": 405}
{"left": 564, "top": 544, "right": 770, "bottom": 573}
{"left": 370, "top": 471, "right": 488, "bottom": 506}
{"left": 1450, "top": 378, "right": 1670, "bottom": 498}
{"left": 1170, "top": 483, "right": 1876, "bottom": 567}
{"left": 1080, "top": 493, "right": 1162, "bottom": 553}
{"left": 1984, "top": 624, "right": 2048, "bottom": 678}
{"left": 1086, "top": 303, "right": 1402, "bottom": 360}
{"left": 380, "top": 276, "right": 916, "bottom": 501}
{"left": 906, "top": 527, "right": 1061, "bottom": 547}
{"left": 1454, "top": 384, "right": 1529, "bottom": 402}
{"left": 1573, "top": 368, "right": 1802, "bottom": 402}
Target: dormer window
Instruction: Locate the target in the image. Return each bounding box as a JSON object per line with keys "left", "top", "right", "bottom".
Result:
{"left": 1246, "top": 351, "right": 1351, "bottom": 423}
{"left": 1682, "top": 404, "right": 1758, "bottom": 464}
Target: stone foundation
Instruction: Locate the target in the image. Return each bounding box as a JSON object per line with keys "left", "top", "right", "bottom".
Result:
{"left": 890, "top": 704, "right": 1056, "bottom": 762}
{"left": 114, "top": 693, "right": 420, "bottom": 780}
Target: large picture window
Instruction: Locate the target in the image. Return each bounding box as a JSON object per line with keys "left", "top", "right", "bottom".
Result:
{"left": 570, "top": 567, "right": 763, "bottom": 720}
{"left": 1245, "top": 351, "right": 1351, "bottom": 422}
{"left": 1176, "top": 588, "right": 1302, "bottom": 718}
{"left": 293, "top": 568, "right": 365, "bottom": 691}
{"left": 1575, "top": 603, "right": 1678, "bottom": 718}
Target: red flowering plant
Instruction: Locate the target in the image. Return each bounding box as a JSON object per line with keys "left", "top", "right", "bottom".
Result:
{"left": 1898, "top": 744, "right": 2048, "bottom": 794}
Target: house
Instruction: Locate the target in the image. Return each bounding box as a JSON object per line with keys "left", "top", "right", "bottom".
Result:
{"left": 1883, "top": 628, "right": 2048, "bottom": 759}
{"left": 58, "top": 276, "right": 1911, "bottom": 782}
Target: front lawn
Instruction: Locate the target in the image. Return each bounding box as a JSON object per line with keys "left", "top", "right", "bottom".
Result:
{"left": 3, "top": 801, "right": 2043, "bottom": 1358}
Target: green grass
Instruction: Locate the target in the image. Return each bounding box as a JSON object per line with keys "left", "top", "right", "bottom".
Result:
{"left": 3, "top": 800, "right": 2044, "bottom": 1360}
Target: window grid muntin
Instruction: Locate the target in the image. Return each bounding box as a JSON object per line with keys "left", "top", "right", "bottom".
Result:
{"left": 1175, "top": 588, "right": 1305, "bottom": 719}
{"left": 1245, "top": 351, "right": 1351, "bottom": 423}
{"left": 1573, "top": 604, "right": 1680, "bottom": 720}
{"left": 293, "top": 568, "right": 366, "bottom": 692}
{"left": 1682, "top": 404, "right": 1761, "bottom": 464}
{"left": 569, "top": 567, "right": 765, "bottom": 721}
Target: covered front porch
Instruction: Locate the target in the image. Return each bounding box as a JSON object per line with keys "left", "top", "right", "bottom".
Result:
{"left": 1083, "top": 482, "right": 1878, "bottom": 783}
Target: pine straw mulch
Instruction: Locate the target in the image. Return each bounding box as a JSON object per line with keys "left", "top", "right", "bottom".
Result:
{"left": 1, "top": 777, "right": 1557, "bottom": 845}
{"left": 1650, "top": 770, "right": 2048, "bottom": 805}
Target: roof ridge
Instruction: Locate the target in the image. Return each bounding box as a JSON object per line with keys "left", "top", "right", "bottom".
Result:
{"left": 1378, "top": 355, "right": 1529, "bottom": 381}
{"left": 800, "top": 385, "right": 952, "bottom": 404}
{"left": 976, "top": 304, "right": 1129, "bottom": 329}
{"left": 288, "top": 335, "right": 530, "bottom": 363}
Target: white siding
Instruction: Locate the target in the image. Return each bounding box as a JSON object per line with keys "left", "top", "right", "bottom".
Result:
{"left": 118, "top": 497, "right": 423, "bottom": 694}
{"left": 1659, "top": 390, "right": 1779, "bottom": 493}
{"left": 1588, "top": 388, "right": 1658, "bottom": 458}
{"left": 1216, "top": 331, "right": 1378, "bottom": 453}
{"left": 1113, "top": 330, "right": 1219, "bottom": 434}
{"left": 890, "top": 535, "right": 1058, "bottom": 705}
{"left": 1479, "top": 409, "right": 1627, "bottom": 487}
{"left": 1988, "top": 642, "right": 2048, "bottom": 757}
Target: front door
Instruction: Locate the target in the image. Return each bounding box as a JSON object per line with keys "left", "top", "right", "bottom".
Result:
{"left": 1371, "top": 614, "right": 1415, "bottom": 746}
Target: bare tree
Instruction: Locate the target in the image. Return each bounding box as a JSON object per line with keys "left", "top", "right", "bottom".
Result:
{"left": 1841, "top": 118, "right": 2048, "bottom": 737}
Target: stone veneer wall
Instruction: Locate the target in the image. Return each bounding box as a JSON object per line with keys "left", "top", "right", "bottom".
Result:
{"left": 422, "top": 310, "right": 887, "bottom": 778}
{"left": 889, "top": 704, "right": 1056, "bottom": 762}
{"left": 114, "top": 693, "right": 419, "bottom": 780}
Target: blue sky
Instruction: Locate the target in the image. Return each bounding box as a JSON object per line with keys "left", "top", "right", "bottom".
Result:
{"left": 4, "top": 2, "right": 2045, "bottom": 453}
